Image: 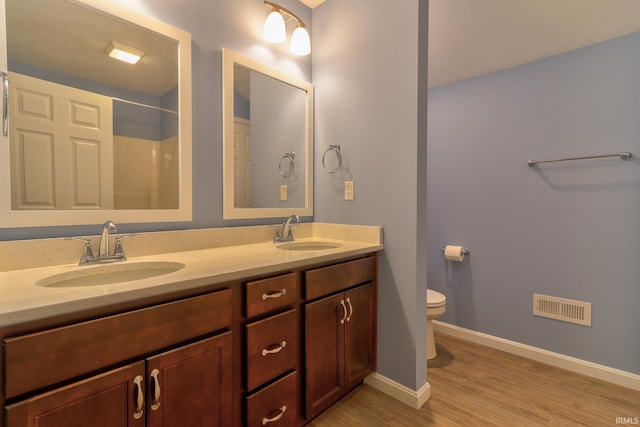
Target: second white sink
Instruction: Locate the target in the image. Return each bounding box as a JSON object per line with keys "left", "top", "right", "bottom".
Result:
{"left": 37, "top": 261, "right": 185, "bottom": 288}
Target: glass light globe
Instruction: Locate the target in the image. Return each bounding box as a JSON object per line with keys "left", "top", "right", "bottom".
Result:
{"left": 264, "top": 11, "right": 286, "bottom": 44}
{"left": 290, "top": 25, "right": 310, "bottom": 56}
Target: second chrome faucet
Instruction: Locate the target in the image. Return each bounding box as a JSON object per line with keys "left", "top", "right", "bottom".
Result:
{"left": 71, "top": 221, "right": 134, "bottom": 265}
{"left": 274, "top": 215, "right": 299, "bottom": 243}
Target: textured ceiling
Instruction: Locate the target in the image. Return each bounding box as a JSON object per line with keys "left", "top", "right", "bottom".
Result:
{"left": 428, "top": 0, "right": 640, "bottom": 88}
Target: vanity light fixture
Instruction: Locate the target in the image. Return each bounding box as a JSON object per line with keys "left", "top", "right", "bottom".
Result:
{"left": 263, "top": 1, "right": 311, "bottom": 56}
{"left": 107, "top": 41, "right": 145, "bottom": 64}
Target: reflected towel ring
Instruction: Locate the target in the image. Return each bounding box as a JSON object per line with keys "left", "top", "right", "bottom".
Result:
{"left": 322, "top": 144, "right": 342, "bottom": 173}
{"left": 279, "top": 152, "right": 295, "bottom": 178}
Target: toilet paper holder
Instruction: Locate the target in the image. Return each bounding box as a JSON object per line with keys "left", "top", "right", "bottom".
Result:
{"left": 441, "top": 247, "right": 470, "bottom": 255}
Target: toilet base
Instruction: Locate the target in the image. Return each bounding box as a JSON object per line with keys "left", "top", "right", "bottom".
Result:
{"left": 427, "top": 318, "right": 437, "bottom": 360}
{"left": 426, "top": 305, "right": 445, "bottom": 360}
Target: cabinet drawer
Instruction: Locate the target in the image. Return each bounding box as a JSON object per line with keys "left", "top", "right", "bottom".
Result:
{"left": 4, "top": 289, "right": 232, "bottom": 399}
{"left": 246, "top": 309, "right": 298, "bottom": 391}
{"left": 247, "top": 371, "right": 298, "bottom": 427}
{"left": 305, "top": 256, "right": 376, "bottom": 300}
{"left": 246, "top": 272, "right": 298, "bottom": 317}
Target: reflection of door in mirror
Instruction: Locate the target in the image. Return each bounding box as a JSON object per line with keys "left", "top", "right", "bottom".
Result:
{"left": 5, "top": 0, "right": 180, "bottom": 211}
{"left": 10, "top": 73, "right": 113, "bottom": 210}
{"left": 234, "top": 118, "right": 251, "bottom": 208}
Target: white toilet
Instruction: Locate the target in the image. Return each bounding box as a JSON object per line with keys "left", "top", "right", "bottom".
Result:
{"left": 426, "top": 289, "right": 447, "bottom": 360}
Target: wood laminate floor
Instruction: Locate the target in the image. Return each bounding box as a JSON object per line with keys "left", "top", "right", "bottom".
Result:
{"left": 307, "top": 332, "right": 640, "bottom": 426}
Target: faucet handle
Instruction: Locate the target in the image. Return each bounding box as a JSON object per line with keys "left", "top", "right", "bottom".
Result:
{"left": 65, "top": 237, "right": 95, "bottom": 264}
{"left": 113, "top": 234, "right": 137, "bottom": 259}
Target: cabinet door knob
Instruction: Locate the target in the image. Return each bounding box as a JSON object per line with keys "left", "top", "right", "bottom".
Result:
{"left": 262, "top": 406, "right": 287, "bottom": 425}
{"left": 262, "top": 289, "right": 287, "bottom": 300}
{"left": 150, "top": 368, "right": 161, "bottom": 411}
{"left": 261, "top": 340, "right": 287, "bottom": 356}
{"left": 339, "top": 300, "right": 347, "bottom": 324}
{"left": 345, "top": 297, "right": 353, "bottom": 322}
{"left": 133, "top": 375, "right": 144, "bottom": 420}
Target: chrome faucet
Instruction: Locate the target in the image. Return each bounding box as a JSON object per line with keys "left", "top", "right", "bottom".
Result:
{"left": 274, "top": 215, "right": 299, "bottom": 243}
{"left": 67, "top": 221, "right": 134, "bottom": 265}
{"left": 99, "top": 220, "right": 117, "bottom": 258}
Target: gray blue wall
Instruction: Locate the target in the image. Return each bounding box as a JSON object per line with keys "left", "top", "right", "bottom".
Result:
{"left": 313, "top": 0, "right": 428, "bottom": 391}
{"left": 427, "top": 32, "right": 640, "bottom": 374}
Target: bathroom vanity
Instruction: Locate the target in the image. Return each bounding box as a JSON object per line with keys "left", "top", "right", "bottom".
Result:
{"left": 0, "top": 223, "right": 381, "bottom": 427}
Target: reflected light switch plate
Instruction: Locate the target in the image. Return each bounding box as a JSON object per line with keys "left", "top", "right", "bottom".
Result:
{"left": 280, "top": 185, "right": 287, "bottom": 201}
{"left": 344, "top": 181, "right": 354, "bottom": 201}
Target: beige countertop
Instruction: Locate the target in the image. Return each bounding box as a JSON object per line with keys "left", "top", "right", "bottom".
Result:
{"left": 0, "top": 223, "right": 383, "bottom": 328}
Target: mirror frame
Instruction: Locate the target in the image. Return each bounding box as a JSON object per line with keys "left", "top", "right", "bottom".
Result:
{"left": 222, "top": 48, "right": 313, "bottom": 219}
{"left": 0, "top": 0, "right": 192, "bottom": 227}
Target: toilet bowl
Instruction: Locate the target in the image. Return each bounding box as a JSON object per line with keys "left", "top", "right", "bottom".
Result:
{"left": 426, "top": 289, "right": 446, "bottom": 360}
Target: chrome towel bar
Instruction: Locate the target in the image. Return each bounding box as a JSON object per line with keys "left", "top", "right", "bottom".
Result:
{"left": 528, "top": 152, "right": 632, "bottom": 167}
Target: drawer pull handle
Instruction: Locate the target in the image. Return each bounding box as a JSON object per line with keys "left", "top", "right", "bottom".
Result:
{"left": 133, "top": 375, "right": 144, "bottom": 420}
{"left": 150, "top": 369, "right": 161, "bottom": 411}
{"left": 346, "top": 297, "right": 353, "bottom": 322}
{"left": 262, "top": 289, "right": 287, "bottom": 300}
{"left": 262, "top": 340, "right": 287, "bottom": 356}
{"left": 262, "top": 406, "right": 287, "bottom": 425}
{"left": 339, "top": 299, "right": 347, "bottom": 324}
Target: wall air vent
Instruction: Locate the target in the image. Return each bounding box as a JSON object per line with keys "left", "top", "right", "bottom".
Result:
{"left": 533, "top": 294, "right": 592, "bottom": 326}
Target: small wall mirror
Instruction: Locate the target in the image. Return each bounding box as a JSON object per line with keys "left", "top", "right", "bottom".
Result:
{"left": 222, "top": 48, "right": 313, "bottom": 219}
{"left": 0, "top": 0, "right": 192, "bottom": 227}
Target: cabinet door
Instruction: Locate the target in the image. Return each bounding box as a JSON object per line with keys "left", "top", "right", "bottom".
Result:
{"left": 304, "top": 293, "right": 345, "bottom": 418}
{"left": 5, "top": 362, "right": 146, "bottom": 427}
{"left": 146, "top": 332, "right": 232, "bottom": 427}
{"left": 344, "top": 282, "right": 376, "bottom": 390}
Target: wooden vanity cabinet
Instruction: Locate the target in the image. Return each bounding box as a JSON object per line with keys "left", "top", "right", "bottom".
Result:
{"left": 5, "top": 333, "right": 231, "bottom": 427}
{"left": 5, "top": 362, "right": 147, "bottom": 427}
{"left": 145, "top": 333, "right": 232, "bottom": 427}
{"left": 2, "top": 252, "right": 379, "bottom": 427}
{"left": 304, "top": 256, "right": 377, "bottom": 419}
{"left": 3, "top": 289, "right": 233, "bottom": 427}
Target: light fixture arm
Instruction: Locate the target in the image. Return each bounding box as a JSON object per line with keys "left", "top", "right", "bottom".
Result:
{"left": 264, "top": 1, "right": 306, "bottom": 28}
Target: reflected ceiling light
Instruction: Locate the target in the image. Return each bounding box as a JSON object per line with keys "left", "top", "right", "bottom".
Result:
{"left": 107, "top": 41, "right": 145, "bottom": 64}
{"left": 263, "top": 1, "right": 311, "bottom": 56}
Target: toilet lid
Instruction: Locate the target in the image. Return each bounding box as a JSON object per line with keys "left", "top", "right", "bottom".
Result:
{"left": 427, "top": 289, "right": 446, "bottom": 307}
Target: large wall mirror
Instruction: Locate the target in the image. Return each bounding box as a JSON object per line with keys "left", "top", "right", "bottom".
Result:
{"left": 0, "top": 0, "right": 192, "bottom": 227}
{"left": 222, "top": 49, "right": 313, "bottom": 219}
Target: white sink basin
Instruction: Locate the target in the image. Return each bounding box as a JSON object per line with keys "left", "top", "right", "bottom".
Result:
{"left": 276, "top": 241, "right": 343, "bottom": 251}
{"left": 37, "top": 261, "right": 185, "bottom": 288}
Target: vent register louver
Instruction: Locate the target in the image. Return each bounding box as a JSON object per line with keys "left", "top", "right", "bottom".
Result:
{"left": 533, "top": 294, "right": 592, "bottom": 326}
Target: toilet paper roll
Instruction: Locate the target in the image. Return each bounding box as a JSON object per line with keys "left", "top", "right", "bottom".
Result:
{"left": 444, "top": 245, "right": 465, "bottom": 262}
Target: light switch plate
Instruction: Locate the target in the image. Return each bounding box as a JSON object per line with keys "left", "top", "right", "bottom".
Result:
{"left": 280, "top": 185, "right": 287, "bottom": 201}
{"left": 344, "top": 181, "right": 354, "bottom": 201}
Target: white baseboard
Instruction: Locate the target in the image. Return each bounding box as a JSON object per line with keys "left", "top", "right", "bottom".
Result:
{"left": 433, "top": 320, "right": 640, "bottom": 391}
{"left": 364, "top": 372, "right": 431, "bottom": 409}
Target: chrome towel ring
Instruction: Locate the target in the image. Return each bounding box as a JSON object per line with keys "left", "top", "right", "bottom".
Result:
{"left": 322, "top": 144, "right": 342, "bottom": 173}
{"left": 279, "top": 152, "right": 295, "bottom": 178}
